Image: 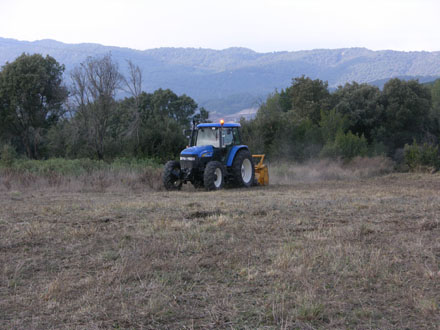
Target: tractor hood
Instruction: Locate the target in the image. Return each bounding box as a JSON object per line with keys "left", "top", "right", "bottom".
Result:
{"left": 180, "top": 145, "right": 214, "bottom": 158}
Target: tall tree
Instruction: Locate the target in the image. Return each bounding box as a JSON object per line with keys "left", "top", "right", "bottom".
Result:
{"left": 192, "top": 107, "right": 210, "bottom": 124}
{"left": 253, "top": 92, "right": 286, "bottom": 155}
{"left": 429, "top": 79, "right": 440, "bottom": 137}
{"left": 122, "top": 60, "right": 143, "bottom": 148}
{"left": 289, "top": 76, "right": 332, "bottom": 124}
{"left": 432, "top": 79, "right": 440, "bottom": 111}
{"left": 333, "top": 82, "right": 383, "bottom": 142}
{"left": 380, "top": 78, "right": 431, "bottom": 150}
{"left": 70, "top": 54, "right": 122, "bottom": 159}
{"left": 113, "top": 89, "right": 198, "bottom": 159}
{"left": 0, "top": 53, "right": 68, "bottom": 158}
{"left": 148, "top": 89, "right": 197, "bottom": 126}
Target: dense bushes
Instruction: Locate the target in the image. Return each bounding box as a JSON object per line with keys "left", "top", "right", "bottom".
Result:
{"left": 320, "top": 131, "right": 368, "bottom": 160}
{"left": 403, "top": 140, "right": 440, "bottom": 171}
{"left": 241, "top": 77, "right": 440, "bottom": 167}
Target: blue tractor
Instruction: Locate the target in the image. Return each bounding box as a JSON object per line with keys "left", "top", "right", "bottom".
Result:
{"left": 163, "top": 121, "right": 261, "bottom": 190}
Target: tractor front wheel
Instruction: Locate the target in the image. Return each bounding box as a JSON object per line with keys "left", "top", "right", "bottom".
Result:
{"left": 204, "top": 161, "right": 225, "bottom": 191}
{"left": 163, "top": 160, "right": 183, "bottom": 190}
{"left": 232, "top": 150, "right": 255, "bottom": 187}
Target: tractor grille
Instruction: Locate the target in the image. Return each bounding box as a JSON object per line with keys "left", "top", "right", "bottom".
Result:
{"left": 180, "top": 155, "right": 198, "bottom": 169}
{"left": 181, "top": 160, "right": 196, "bottom": 169}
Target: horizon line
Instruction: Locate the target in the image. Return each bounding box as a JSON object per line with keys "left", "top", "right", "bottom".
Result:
{"left": 1, "top": 36, "right": 439, "bottom": 54}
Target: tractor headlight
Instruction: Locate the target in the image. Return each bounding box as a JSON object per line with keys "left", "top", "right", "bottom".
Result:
{"left": 180, "top": 156, "right": 196, "bottom": 161}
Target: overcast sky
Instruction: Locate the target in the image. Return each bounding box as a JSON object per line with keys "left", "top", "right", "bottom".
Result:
{"left": 0, "top": 0, "right": 439, "bottom": 52}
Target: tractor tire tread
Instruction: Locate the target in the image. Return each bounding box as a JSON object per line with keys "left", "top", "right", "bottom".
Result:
{"left": 163, "top": 160, "right": 182, "bottom": 190}
{"left": 232, "top": 149, "right": 255, "bottom": 188}
{"left": 203, "top": 161, "right": 225, "bottom": 191}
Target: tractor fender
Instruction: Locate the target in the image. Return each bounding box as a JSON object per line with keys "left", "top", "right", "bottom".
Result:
{"left": 226, "top": 145, "right": 249, "bottom": 167}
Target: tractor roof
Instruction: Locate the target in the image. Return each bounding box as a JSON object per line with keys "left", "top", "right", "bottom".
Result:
{"left": 197, "top": 123, "right": 241, "bottom": 128}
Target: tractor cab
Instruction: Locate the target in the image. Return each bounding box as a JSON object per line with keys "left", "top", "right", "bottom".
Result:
{"left": 182, "top": 122, "right": 242, "bottom": 166}
{"left": 193, "top": 122, "right": 241, "bottom": 148}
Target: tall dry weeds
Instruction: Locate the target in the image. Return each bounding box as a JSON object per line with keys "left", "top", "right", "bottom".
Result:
{"left": 0, "top": 167, "right": 164, "bottom": 193}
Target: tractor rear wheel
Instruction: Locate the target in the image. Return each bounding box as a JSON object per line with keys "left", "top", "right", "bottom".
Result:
{"left": 163, "top": 160, "right": 183, "bottom": 190}
{"left": 203, "top": 161, "right": 225, "bottom": 191}
{"left": 232, "top": 149, "right": 255, "bottom": 187}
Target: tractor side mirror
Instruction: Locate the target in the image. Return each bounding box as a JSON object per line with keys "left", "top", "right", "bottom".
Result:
{"left": 183, "top": 129, "right": 192, "bottom": 139}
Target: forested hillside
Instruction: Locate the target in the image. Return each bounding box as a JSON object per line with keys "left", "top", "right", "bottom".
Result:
{"left": 1, "top": 37, "right": 440, "bottom": 114}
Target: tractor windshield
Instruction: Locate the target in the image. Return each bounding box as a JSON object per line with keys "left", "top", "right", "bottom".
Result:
{"left": 196, "top": 127, "right": 220, "bottom": 147}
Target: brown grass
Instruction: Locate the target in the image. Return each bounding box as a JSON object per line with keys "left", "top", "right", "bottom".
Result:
{"left": 1, "top": 166, "right": 440, "bottom": 329}
{"left": 270, "top": 156, "right": 395, "bottom": 184}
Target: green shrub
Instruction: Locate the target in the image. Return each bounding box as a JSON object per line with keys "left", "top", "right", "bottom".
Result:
{"left": 111, "top": 157, "right": 161, "bottom": 170}
{"left": 320, "top": 130, "right": 368, "bottom": 160}
{"left": 4, "top": 157, "right": 161, "bottom": 176}
{"left": 369, "top": 141, "right": 388, "bottom": 157}
{"left": 319, "top": 141, "right": 340, "bottom": 159}
{"left": 336, "top": 131, "right": 368, "bottom": 159}
{"left": 319, "top": 109, "right": 349, "bottom": 143}
{"left": 403, "top": 141, "right": 419, "bottom": 170}
{"left": 0, "top": 144, "right": 17, "bottom": 167}
{"left": 404, "top": 140, "right": 440, "bottom": 171}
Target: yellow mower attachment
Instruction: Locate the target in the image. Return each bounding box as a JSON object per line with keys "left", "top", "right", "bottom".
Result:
{"left": 252, "top": 154, "right": 269, "bottom": 186}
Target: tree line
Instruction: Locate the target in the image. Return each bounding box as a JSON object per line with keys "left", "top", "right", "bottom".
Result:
{"left": 241, "top": 76, "right": 440, "bottom": 167}
{"left": 0, "top": 53, "right": 208, "bottom": 161}
{"left": 1, "top": 53, "right": 440, "bottom": 168}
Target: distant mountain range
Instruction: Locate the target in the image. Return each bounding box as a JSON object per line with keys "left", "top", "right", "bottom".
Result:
{"left": 1, "top": 37, "right": 440, "bottom": 115}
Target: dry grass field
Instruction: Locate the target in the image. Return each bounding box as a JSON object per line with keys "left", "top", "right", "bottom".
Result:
{"left": 1, "top": 163, "right": 440, "bottom": 329}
